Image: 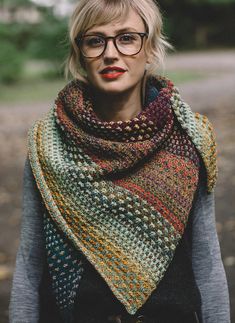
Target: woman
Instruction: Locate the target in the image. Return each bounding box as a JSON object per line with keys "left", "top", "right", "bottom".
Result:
{"left": 9, "top": 0, "right": 230, "bottom": 322}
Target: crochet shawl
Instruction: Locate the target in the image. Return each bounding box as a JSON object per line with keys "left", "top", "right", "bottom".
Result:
{"left": 28, "top": 76, "right": 217, "bottom": 319}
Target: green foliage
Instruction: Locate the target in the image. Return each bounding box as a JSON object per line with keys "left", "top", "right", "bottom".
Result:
{"left": 26, "top": 14, "right": 69, "bottom": 63}
{"left": 0, "top": 21, "right": 37, "bottom": 83}
{"left": 0, "top": 0, "right": 32, "bottom": 6}
{"left": 0, "top": 39, "right": 25, "bottom": 83}
{"left": 0, "top": 5, "right": 69, "bottom": 84}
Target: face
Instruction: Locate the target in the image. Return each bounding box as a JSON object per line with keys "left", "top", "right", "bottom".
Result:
{"left": 81, "top": 8, "right": 151, "bottom": 95}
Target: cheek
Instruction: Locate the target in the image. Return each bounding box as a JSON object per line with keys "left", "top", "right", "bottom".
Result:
{"left": 83, "top": 59, "right": 98, "bottom": 77}
{"left": 127, "top": 56, "right": 148, "bottom": 77}
{"left": 84, "top": 63, "right": 94, "bottom": 76}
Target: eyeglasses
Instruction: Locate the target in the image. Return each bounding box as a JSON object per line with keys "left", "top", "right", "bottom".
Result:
{"left": 75, "top": 32, "right": 148, "bottom": 58}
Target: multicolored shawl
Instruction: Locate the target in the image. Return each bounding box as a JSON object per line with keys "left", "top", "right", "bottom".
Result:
{"left": 28, "top": 76, "right": 217, "bottom": 318}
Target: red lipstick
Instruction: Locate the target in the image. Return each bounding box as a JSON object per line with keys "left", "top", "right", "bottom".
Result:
{"left": 100, "top": 66, "right": 126, "bottom": 79}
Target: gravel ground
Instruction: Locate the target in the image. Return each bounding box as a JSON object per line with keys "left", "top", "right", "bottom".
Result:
{"left": 0, "top": 50, "right": 234, "bottom": 322}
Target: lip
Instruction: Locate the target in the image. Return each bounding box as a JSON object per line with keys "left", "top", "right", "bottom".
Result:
{"left": 101, "top": 71, "right": 126, "bottom": 79}
{"left": 100, "top": 66, "right": 126, "bottom": 74}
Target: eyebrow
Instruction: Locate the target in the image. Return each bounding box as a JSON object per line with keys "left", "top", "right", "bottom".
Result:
{"left": 85, "top": 27, "right": 139, "bottom": 36}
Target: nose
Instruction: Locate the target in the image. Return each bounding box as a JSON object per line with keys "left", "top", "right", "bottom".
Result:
{"left": 103, "top": 39, "right": 119, "bottom": 59}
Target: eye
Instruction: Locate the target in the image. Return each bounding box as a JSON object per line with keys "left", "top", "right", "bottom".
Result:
{"left": 84, "top": 36, "right": 105, "bottom": 47}
{"left": 118, "top": 33, "right": 138, "bottom": 43}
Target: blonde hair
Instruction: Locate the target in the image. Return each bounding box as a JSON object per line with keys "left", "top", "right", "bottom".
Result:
{"left": 65, "top": 0, "right": 172, "bottom": 81}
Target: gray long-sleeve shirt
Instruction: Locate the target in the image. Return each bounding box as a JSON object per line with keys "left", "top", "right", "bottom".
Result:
{"left": 9, "top": 158, "right": 231, "bottom": 323}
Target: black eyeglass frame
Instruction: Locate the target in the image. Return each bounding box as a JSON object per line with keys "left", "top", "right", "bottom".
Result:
{"left": 74, "top": 32, "right": 148, "bottom": 58}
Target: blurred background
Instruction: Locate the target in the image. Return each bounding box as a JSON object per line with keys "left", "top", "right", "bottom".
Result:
{"left": 0, "top": 0, "right": 234, "bottom": 322}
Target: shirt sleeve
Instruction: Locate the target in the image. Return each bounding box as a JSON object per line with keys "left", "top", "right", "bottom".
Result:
{"left": 191, "top": 175, "right": 231, "bottom": 323}
{"left": 9, "top": 157, "right": 45, "bottom": 323}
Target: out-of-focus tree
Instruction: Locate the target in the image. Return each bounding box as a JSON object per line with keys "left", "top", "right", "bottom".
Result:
{"left": 26, "top": 8, "right": 68, "bottom": 67}
{"left": 0, "top": 0, "right": 68, "bottom": 83}
{"left": 157, "top": 0, "right": 235, "bottom": 48}
{"left": 0, "top": 39, "right": 24, "bottom": 83}
{"left": 0, "top": 0, "right": 35, "bottom": 83}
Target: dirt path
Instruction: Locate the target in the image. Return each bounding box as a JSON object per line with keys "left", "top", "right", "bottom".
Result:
{"left": 166, "top": 50, "right": 235, "bottom": 113}
{"left": 1, "top": 50, "right": 234, "bottom": 322}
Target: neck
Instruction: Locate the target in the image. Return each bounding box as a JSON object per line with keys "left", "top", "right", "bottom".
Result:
{"left": 92, "top": 80, "right": 146, "bottom": 122}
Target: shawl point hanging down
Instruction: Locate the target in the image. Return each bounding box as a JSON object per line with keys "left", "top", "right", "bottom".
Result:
{"left": 28, "top": 75, "right": 217, "bottom": 314}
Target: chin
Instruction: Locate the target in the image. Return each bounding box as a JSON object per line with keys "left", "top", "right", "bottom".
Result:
{"left": 98, "top": 77, "right": 141, "bottom": 95}
{"left": 94, "top": 81, "right": 130, "bottom": 95}
{"left": 102, "top": 85, "right": 129, "bottom": 94}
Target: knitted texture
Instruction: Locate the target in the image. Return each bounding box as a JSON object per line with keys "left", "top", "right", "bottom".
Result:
{"left": 28, "top": 76, "right": 217, "bottom": 316}
{"left": 43, "top": 214, "right": 84, "bottom": 320}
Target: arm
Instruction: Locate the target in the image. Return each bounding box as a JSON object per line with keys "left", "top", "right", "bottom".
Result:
{"left": 192, "top": 175, "right": 231, "bottom": 323}
{"left": 9, "top": 158, "right": 45, "bottom": 323}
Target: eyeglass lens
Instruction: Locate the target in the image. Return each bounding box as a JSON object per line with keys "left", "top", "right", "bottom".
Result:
{"left": 80, "top": 33, "right": 143, "bottom": 58}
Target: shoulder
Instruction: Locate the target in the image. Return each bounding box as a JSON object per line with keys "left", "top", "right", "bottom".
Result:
{"left": 171, "top": 93, "right": 218, "bottom": 193}
{"left": 23, "top": 154, "right": 43, "bottom": 193}
{"left": 191, "top": 112, "right": 218, "bottom": 194}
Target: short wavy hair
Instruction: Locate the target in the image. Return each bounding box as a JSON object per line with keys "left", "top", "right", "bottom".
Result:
{"left": 65, "top": 0, "right": 172, "bottom": 81}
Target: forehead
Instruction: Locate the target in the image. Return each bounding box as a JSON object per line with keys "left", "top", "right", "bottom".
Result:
{"left": 85, "top": 8, "right": 145, "bottom": 34}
